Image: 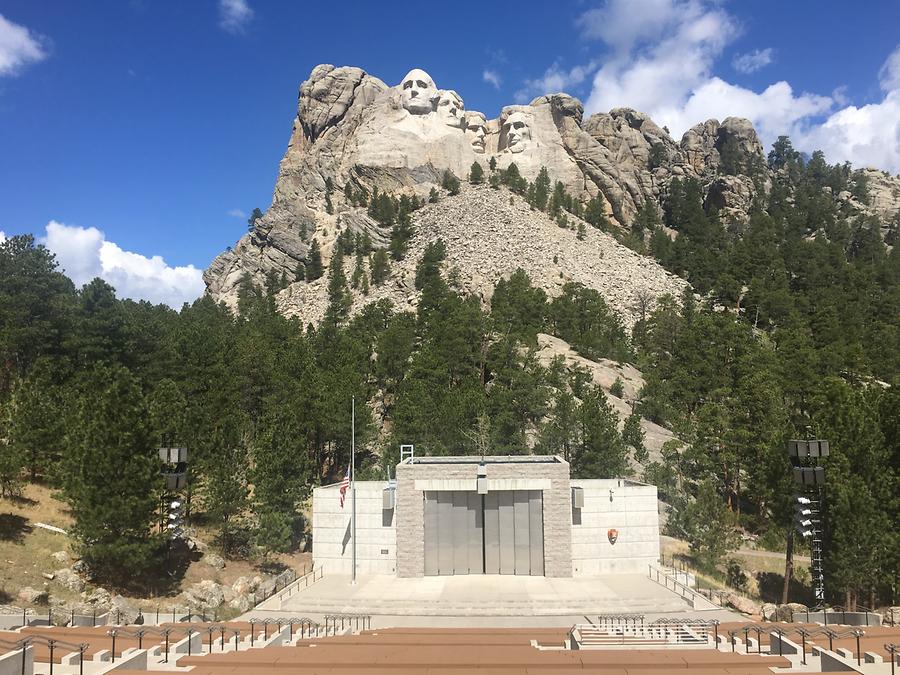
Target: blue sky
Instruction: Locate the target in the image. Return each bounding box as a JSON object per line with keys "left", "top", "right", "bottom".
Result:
{"left": 1, "top": 0, "right": 898, "bottom": 306}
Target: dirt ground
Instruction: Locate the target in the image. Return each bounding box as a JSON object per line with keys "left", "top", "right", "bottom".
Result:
{"left": 0, "top": 483, "right": 311, "bottom": 612}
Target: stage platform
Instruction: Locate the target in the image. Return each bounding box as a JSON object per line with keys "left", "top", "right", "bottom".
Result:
{"left": 243, "top": 573, "right": 737, "bottom": 627}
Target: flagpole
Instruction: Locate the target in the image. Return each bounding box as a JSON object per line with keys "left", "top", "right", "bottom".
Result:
{"left": 351, "top": 396, "right": 357, "bottom": 585}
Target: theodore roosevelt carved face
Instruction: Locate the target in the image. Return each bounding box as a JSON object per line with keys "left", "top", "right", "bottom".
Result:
{"left": 400, "top": 68, "right": 437, "bottom": 115}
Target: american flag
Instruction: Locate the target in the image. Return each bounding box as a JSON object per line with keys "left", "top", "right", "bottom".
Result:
{"left": 338, "top": 464, "right": 350, "bottom": 508}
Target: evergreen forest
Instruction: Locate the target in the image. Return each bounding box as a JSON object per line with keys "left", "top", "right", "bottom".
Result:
{"left": 0, "top": 135, "right": 897, "bottom": 609}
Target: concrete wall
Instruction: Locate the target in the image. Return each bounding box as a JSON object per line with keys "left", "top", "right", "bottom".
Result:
{"left": 0, "top": 645, "right": 32, "bottom": 675}
{"left": 570, "top": 479, "right": 660, "bottom": 575}
{"left": 395, "top": 456, "right": 573, "bottom": 578}
{"left": 312, "top": 481, "right": 397, "bottom": 575}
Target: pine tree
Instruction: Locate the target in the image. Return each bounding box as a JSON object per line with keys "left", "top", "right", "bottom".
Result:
{"left": 489, "top": 156, "right": 497, "bottom": 172}
{"left": 203, "top": 423, "right": 248, "bottom": 555}
{"left": 306, "top": 240, "right": 324, "bottom": 281}
{"left": 351, "top": 251, "right": 364, "bottom": 289}
{"left": 324, "top": 250, "right": 352, "bottom": 324}
{"left": 683, "top": 479, "right": 739, "bottom": 571}
{"left": 584, "top": 196, "right": 610, "bottom": 230}
{"left": 532, "top": 167, "right": 551, "bottom": 212}
{"left": 61, "top": 364, "right": 161, "bottom": 586}
{"left": 370, "top": 249, "right": 390, "bottom": 286}
{"left": 441, "top": 170, "right": 461, "bottom": 195}
{"left": 469, "top": 161, "right": 484, "bottom": 185}
{"left": 571, "top": 386, "right": 628, "bottom": 478}
{"left": 247, "top": 208, "right": 263, "bottom": 232}
{"left": 622, "top": 412, "right": 647, "bottom": 463}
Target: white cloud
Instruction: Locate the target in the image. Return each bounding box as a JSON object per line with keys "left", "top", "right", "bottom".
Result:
{"left": 0, "top": 230, "right": 6, "bottom": 244}
{"left": 41, "top": 221, "right": 205, "bottom": 307}
{"left": 794, "top": 89, "right": 900, "bottom": 173}
{"left": 227, "top": 208, "right": 247, "bottom": 218}
{"left": 0, "top": 13, "right": 49, "bottom": 76}
{"left": 879, "top": 45, "right": 900, "bottom": 92}
{"left": 218, "top": 0, "right": 253, "bottom": 34}
{"left": 571, "top": 3, "right": 900, "bottom": 171}
{"left": 515, "top": 60, "right": 598, "bottom": 102}
{"left": 482, "top": 69, "right": 502, "bottom": 90}
{"left": 732, "top": 48, "right": 774, "bottom": 74}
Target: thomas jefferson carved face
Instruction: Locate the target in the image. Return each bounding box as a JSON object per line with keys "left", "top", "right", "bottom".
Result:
{"left": 503, "top": 111, "right": 532, "bottom": 153}
{"left": 436, "top": 90, "right": 465, "bottom": 128}
{"left": 464, "top": 111, "right": 487, "bottom": 153}
{"left": 400, "top": 68, "right": 437, "bottom": 115}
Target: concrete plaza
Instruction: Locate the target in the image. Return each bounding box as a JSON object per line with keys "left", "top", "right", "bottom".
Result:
{"left": 246, "top": 573, "right": 740, "bottom": 627}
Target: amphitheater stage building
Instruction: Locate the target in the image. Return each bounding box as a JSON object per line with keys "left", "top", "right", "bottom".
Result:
{"left": 312, "top": 455, "right": 660, "bottom": 579}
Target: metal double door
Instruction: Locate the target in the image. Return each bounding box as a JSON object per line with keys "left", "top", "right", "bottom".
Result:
{"left": 423, "top": 490, "right": 544, "bottom": 576}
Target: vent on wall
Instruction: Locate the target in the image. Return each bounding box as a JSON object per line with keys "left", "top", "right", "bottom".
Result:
{"left": 571, "top": 486, "right": 584, "bottom": 509}
{"left": 383, "top": 486, "right": 396, "bottom": 510}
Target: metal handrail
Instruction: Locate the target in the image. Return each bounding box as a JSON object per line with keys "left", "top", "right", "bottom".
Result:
{"left": 13, "top": 635, "right": 88, "bottom": 675}
{"left": 276, "top": 565, "right": 324, "bottom": 603}
{"left": 647, "top": 564, "right": 709, "bottom": 607}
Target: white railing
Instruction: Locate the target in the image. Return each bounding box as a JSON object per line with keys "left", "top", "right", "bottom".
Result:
{"left": 647, "top": 564, "right": 718, "bottom": 610}
{"left": 571, "top": 622, "right": 713, "bottom": 649}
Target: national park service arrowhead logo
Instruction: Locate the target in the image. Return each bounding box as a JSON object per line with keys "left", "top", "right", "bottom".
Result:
{"left": 608, "top": 528, "right": 618, "bottom": 545}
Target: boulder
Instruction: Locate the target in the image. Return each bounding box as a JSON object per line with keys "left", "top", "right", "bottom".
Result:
{"left": 182, "top": 580, "right": 226, "bottom": 610}
{"left": 231, "top": 576, "right": 258, "bottom": 596}
{"left": 202, "top": 553, "right": 226, "bottom": 570}
{"left": 51, "top": 550, "right": 70, "bottom": 565}
{"left": 54, "top": 568, "right": 85, "bottom": 593}
{"left": 774, "top": 603, "right": 808, "bottom": 622}
{"left": 253, "top": 577, "right": 276, "bottom": 602}
{"left": 228, "top": 595, "right": 254, "bottom": 613}
{"left": 18, "top": 587, "right": 49, "bottom": 605}
{"left": 109, "top": 596, "right": 141, "bottom": 625}
{"left": 83, "top": 587, "right": 112, "bottom": 611}
{"left": 725, "top": 592, "right": 759, "bottom": 615}
{"left": 760, "top": 602, "right": 778, "bottom": 621}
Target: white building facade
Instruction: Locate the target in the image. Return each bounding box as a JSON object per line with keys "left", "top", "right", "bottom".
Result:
{"left": 311, "top": 455, "right": 660, "bottom": 577}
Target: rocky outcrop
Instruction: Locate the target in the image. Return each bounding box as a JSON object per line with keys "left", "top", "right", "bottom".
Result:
{"left": 203, "top": 64, "right": 770, "bottom": 308}
{"left": 204, "top": 63, "right": 899, "bottom": 312}
{"left": 534, "top": 333, "right": 677, "bottom": 465}
{"left": 274, "top": 185, "right": 689, "bottom": 330}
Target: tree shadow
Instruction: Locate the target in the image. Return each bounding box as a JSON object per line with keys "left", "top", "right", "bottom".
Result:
{"left": 258, "top": 559, "right": 288, "bottom": 576}
{"left": 5, "top": 494, "right": 38, "bottom": 508}
{"left": 0, "top": 514, "right": 32, "bottom": 542}
{"left": 757, "top": 571, "right": 813, "bottom": 605}
{"left": 107, "top": 539, "right": 202, "bottom": 596}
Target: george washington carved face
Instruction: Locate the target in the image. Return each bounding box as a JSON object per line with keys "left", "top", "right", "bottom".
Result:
{"left": 400, "top": 68, "right": 437, "bottom": 115}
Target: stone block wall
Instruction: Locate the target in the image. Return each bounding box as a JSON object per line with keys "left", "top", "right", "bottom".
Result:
{"left": 570, "top": 479, "right": 660, "bottom": 575}
{"left": 312, "top": 482, "right": 397, "bottom": 575}
{"left": 395, "top": 457, "right": 572, "bottom": 578}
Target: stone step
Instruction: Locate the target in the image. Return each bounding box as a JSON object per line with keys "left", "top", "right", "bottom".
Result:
{"left": 277, "top": 599, "right": 690, "bottom": 617}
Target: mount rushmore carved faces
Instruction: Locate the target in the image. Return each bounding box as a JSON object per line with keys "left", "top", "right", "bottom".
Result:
{"left": 437, "top": 90, "right": 465, "bottom": 128}
{"left": 400, "top": 68, "right": 438, "bottom": 115}
{"left": 464, "top": 111, "right": 487, "bottom": 153}
{"left": 502, "top": 111, "right": 532, "bottom": 153}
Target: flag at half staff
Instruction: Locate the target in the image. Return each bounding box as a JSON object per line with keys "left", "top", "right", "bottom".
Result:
{"left": 339, "top": 464, "right": 350, "bottom": 508}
